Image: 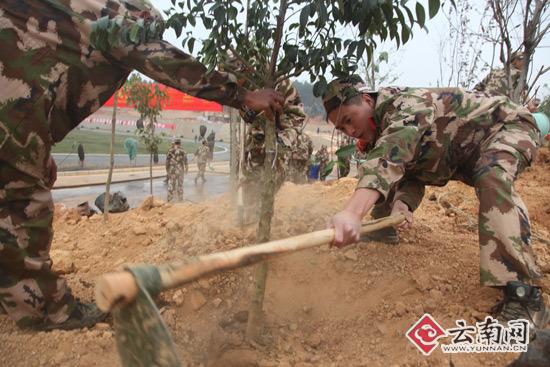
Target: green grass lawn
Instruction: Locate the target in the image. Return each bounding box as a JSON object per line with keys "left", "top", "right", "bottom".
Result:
{"left": 52, "top": 128, "right": 215, "bottom": 154}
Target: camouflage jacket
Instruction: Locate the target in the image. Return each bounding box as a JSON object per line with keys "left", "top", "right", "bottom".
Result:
{"left": 474, "top": 67, "right": 522, "bottom": 97}
{"left": 358, "top": 87, "right": 539, "bottom": 210}
{"left": 195, "top": 145, "right": 210, "bottom": 164}
{"left": 314, "top": 147, "right": 329, "bottom": 165}
{"left": 166, "top": 146, "right": 187, "bottom": 174}
{"left": 244, "top": 80, "right": 305, "bottom": 168}
{"left": 0, "top": 0, "right": 246, "bottom": 181}
{"left": 292, "top": 131, "right": 313, "bottom": 162}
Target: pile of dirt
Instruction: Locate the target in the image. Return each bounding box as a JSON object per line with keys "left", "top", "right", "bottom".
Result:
{"left": 1, "top": 150, "right": 550, "bottom": 367}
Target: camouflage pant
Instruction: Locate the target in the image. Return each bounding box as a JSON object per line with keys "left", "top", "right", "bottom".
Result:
{"left": 289, "top": 161, "right": 309, "bottom": 184}
{"left": 374, "top": 123, "right": 541, "bottom": 287}
{"left": 167, "top": 171, "right": 184, "bottom": 202}
{"left": 319, "top": 161, "right": 328, "bottom": 181}
{"left": 0, "top": 164, "right": 75, "bottom": 327}
{"left": 473, "top": 123, "right": 541, "bottom": 287}
{"left": 196, "top": 162, "right": 206, "bottom": 183}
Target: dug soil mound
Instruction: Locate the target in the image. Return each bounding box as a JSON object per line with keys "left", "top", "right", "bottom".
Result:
{"left": 1, "top": 149, "right": 550, "bottom": 367}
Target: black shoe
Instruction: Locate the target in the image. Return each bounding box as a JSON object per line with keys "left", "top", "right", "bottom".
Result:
{"left": 493, "top": 281, "right": 550, "bottom": 332}
{"left": 33, "top": 301, "right": 107, "bottom": 331}
{"left": 360, "top": 227, "right": 400, "bottom": 245}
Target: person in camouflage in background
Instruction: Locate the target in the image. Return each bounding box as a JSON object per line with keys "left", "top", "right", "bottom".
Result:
{"left": 475, "top": 52, "right": 526, "bottom": 97}
{"left": 240, "top": 81, "right": 306, "bottom": 222}
{"left": 0, "top": 0, "right": 283, "bottom": 331}
{"left": 288, "top": 129, "right": 314, "bottom": 184}
{"left": 166, "top": 139, "right": 188, "bottom": 202}
{"left": 194, "top": 140, "right": 210, "bottom": 184}
{"left": 324, "top": 76, "right": 549, "bottom": 330}
{"left": 314, "top": 145, "right": 330, "bottom": 181}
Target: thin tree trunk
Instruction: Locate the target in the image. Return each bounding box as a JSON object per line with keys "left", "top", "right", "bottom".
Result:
{"left": 150, "top": 152, "right": 153, "bottom": 196}
{"left": 237, "top": 0, "right": 251, "bottom": 227}
{"left": 150, "top": 120, "right": 154, "bottom": 197}
{"left": 103, "top": 91, "right": 118, "bottom": 223}
{"left": 246, "top": 0, "right": 288, "bottom": 343}
{"left": 229, "top": 107, "right": 239, "bottom": 203}
{"left": 237, "top": 116, "right": 246, "bottom": 226}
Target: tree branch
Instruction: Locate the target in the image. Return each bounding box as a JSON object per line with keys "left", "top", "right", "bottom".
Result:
{"left": 527, "top": 65, "right": 550, "bottom": 96}
{"left": 269, "top": 0, "right": 288, "bottom": 83}
{"left": 228, "top": 44, "right": 270, "bottom": 86}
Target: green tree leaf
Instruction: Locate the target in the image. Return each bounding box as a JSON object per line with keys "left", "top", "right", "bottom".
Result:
{"left": 428, "top": 0, "right": 440, "bottom": 19}
{"left": 415, "top": 3, "right": 426, "bottom": 28}
{"left": 335, "top": 143, "right": 356, "bottom": 159}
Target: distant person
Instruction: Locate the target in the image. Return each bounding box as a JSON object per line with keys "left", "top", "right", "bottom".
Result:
{"left": 136, "top": 118, "right": 145, "bottom": 131}
{"left": 0, "top": 0, "right": 282, "bottom": 332}
{"left": 206, "top": 131, "right": 216, "bottom": 169}
{"left": 77, "top": 143, "right": 85, "bottom": 169}
{"left": 195, "top": 140, "right": 210, "bottom": 184}
{"left": 166, "top": 139, "right": 188, "bottom": 202}
{"left": 124, "top": 138, "right": 139, "bottom": 165}
{"left": 289, "top": 131, "right": 314, "bottom": 184}
{"left": 315, "top": 145, "right": 330, "bottom": 181}
{"left": 317, "top": 127, "right": 320, "bottom": 134}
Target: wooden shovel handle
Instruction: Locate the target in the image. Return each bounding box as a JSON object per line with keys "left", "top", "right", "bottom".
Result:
{"left": 96, "top": 214, "right": 405, "bottom": 311}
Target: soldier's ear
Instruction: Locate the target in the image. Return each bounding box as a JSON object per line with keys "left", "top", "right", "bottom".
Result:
{"left": 361, "top": 93, "right": 375, "bottom": 106}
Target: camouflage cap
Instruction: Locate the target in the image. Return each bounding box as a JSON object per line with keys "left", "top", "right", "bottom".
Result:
{"left": 322, "top": 75, "right": 366, "bottom": 115}
{"left": 173, "top": 138, "right": 181, "bottom": 145}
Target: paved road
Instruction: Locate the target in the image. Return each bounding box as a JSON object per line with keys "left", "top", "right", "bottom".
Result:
{"left": 52, "top": 173, "right": 230, "bottom": 209}
{"left": 53, "top": 140, "right": 230, "bottom": 171}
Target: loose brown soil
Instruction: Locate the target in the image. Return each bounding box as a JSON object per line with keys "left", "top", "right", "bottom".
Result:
{"left": 1, "top": 149, "right": 550, "bottom": 367}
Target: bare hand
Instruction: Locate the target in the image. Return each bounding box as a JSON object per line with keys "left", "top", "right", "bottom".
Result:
{"left": 328, "top": 210, "right": 362, "bottom": 248}
{"left": 243, "top": 89, "right": 284, "bottom": 114}
{"left": 391, "top": 200, "right": 413, "bottom": 229}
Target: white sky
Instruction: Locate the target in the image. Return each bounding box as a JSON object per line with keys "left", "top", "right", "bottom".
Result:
{"left": 153, "top": 0, "right": 550, "bottom": 96}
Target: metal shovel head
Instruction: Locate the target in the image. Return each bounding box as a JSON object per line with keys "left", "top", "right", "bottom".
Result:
{"left": 113, "top": 265, "right": 181, "bottom": 367}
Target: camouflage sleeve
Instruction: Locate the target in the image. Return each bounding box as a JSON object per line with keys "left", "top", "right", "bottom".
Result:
{"left": 474, "top": 72, "right": 490, "bottom": 92}
{"left": 357, "top": 94, "right": 434, "bottom": 200}
{"left": 279, "top": 80, "right": 306, "bottom": 128}
{"left": 393, "top": 178, "right": 425, "bottom": 212}
{"left": 166, "top": 150, "right": 172, "bottom": 170}
{"left": 105, "top": 16, "right": 246, "bottom": 109}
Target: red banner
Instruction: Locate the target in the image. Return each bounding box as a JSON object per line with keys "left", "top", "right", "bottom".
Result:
{"left": 104, "top": 84, "right": 223, "bottom": 112}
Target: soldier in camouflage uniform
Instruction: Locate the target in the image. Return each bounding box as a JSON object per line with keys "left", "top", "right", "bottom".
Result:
{"left": 315, "top": 145, "right": 330, "bottom": 181}
{"left": 289, "top": 129, "right": 314, "bottom": 184}
{"left": 474, "top": 52, "right": 525, "bottom": 97}
{"left": 0, "top": 0, "right": 282, "bottom": 330}
{"left": 166, "top": 139, "right": 188, "bottom": 202}
{"left": 239, "top": 79, "right": 306, "bottom": 222}
{"left": 195, "top": 140, "right": 210, "bottom": 184}
{"left": 324, "top": 76, "right": 549, "bottom": 330}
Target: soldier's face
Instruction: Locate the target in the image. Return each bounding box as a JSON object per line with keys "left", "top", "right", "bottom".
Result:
{"left": 512, "top": 58, "right": 524, "bottom": 70}
{"left": 327, "top": 95, "right": 376, "bottom": 142}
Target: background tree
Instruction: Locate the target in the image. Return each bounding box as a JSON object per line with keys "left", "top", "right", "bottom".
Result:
{"left": 124, "top": 74, "right": 169, "bottom": 196}
{"left": 486, "top": 0, "right": 550, "bottom": 102}
{"left": 436, "top": 1, "right": 485, "bottom": 88}
{"left": 441, "top": 0, "right": 550, "bottom": 101}
{"left": 167, "top": 0, "right": 442, "bottom": 341}
{"left": 103, "top": 90, "right": 119, "bottom": 223}
{"left": 293, "top": 81, "right": 325, "bottom": 117}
